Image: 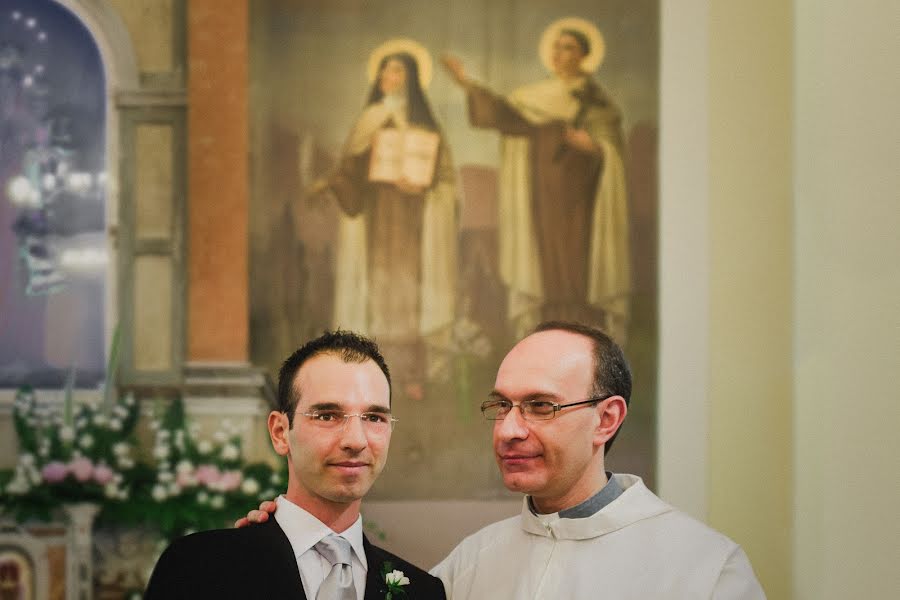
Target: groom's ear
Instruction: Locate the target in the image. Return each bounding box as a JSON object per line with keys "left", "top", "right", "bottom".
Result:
{"left": 268, "top": 411, "right": 291, "bottom": 456}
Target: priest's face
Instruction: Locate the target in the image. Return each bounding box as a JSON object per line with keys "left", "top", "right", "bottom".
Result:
{"left": 275, "top": 353, "right": 392, "bottom": 509}
{"left": 491, "top": 330, "right": 608, "bottom": 512}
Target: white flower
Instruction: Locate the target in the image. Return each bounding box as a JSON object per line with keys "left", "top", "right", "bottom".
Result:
{"left": 92, "top": 414, "right": 108, "bottom": 426}
{"left": 385, "top": 570, "right": 410, "bottom": 587}
{"left": 167, "top": 482, "right": 182, "bottom": 496}
{"left": 79, "top": 434, "right": 95, "bottom": 449}
{"left": 197, "top": 440, "right": 213, "bottom": 455}
{"left": 240, "top": 478, "right": 260, "bottom": 496}
{"left": 113, "top": 442, "right": 130, "bottom": 456}
{"left": 124, "top": 393, "right": 135, "bottom": 407}
{"left": 114, "top": 405, "right": 128, "bottom": 417}
{"left": 109, "top": 419, "right": 122, "bottom": 431}
{"left": 270, "top": 473, "right": 281, "bottom": 484}
{"left": 197, "top": 491, "right": 209, "bottom": 504}
{"left": 59, "top": 426, "right": 75, "bottom": 442}
{"left": 158, "top": 471, "right": 174, "bottom": 483}
{"left": 220, "top": 444, "right": 239, "bottom": 461}
{"left": 213, "top": 430, "right": 227, "bottom": 443}
{"left": 209, "top": 495, "right": 224, "bottom": 509}
{"left": 76, "top": 417, "right": 88, "bottom": 429}
{"left": 151, "top": 484, "right": 168, "bottom": 501}
{"left": 153, "top": 445, "right": 170, "bottom": 460}
{"left": 104, "top": 483, "right": 119, "bottom": 498}
{"left": 176, "top": 460, "right": 194, "bottom": 475}
{"left": 19, "top": 453, "right": 35, "bottom": 466}
{"left": 117, "top": 456, "right": 135, "bottom": 469}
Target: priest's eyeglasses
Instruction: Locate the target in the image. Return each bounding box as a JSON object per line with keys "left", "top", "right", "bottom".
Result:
{"left": 481, "top": 395, "right": 613, "bottom": 421}
{"left": 299, "top": 410, "right": 398, "bottom": 432}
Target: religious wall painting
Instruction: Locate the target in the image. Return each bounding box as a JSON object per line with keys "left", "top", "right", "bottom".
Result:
{"left": 250, "top": 0, "right": 659, "bottom": 499}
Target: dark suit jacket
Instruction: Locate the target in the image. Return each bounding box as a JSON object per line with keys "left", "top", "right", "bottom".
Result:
{"left": 144, "top": 518, "right": 446, "bottom": 599}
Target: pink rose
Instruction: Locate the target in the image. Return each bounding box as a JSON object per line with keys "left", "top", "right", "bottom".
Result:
{"left": 176, "top": 470, "right": 196, "bottom": 488}
{"left": 195, "top": 464, "right": 221, "bottom": 486}
{"left": 219, "top": 470, "right": 243, "bottom": 492}
{"left": 69, "top": 457, "right": 94, "bottom": 482}
{"left": 93, "top": 464, "right": 114, "bottom": 485}
{"left": 41, "top": 461, "right": 69, "bottom": 483}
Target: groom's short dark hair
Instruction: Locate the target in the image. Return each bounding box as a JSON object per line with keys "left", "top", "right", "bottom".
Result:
{"left": 276, "top": 330, "right": 391, "bottom": 425}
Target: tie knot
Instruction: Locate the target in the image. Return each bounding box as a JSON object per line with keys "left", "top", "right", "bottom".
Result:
{"left": 315, "top": 534, "right": 352, "bottom": 567}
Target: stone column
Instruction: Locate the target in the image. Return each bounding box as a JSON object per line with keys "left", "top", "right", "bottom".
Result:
{"left": 186, "top": 0, "right": 249, "bottom": 363}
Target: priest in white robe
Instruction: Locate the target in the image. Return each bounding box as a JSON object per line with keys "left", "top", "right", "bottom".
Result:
{"left": 432, "top": 322, "right": 765, "bottom": 599}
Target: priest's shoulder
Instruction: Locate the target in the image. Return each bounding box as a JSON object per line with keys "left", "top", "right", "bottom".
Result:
{"left": 445, "top": 513, "right": 521, "bottom": 557}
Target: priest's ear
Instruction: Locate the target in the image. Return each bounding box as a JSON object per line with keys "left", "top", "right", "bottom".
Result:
{"left": 593, "top": 396, "right": 627, "bottom": 452}
{"left": 268, "top": 411, "right": 291, "bottom": 456}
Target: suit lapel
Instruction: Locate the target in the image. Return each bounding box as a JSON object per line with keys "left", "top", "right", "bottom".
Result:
{"left": 363, "top": 535, "right": 387, "bottom": 600}
{"left": 262, "top": 518, "right": 308, "bottom": 599}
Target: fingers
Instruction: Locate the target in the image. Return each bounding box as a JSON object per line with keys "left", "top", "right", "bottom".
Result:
{"left": 234, "top": 517, "right": 248, "bottom": 528}
{"left": 260, "top": 500, "right": 277, "bottom": 513}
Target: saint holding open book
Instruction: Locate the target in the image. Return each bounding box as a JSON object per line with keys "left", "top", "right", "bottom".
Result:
{"left": 308, "top": 39, "right": 457, "bottom": 381}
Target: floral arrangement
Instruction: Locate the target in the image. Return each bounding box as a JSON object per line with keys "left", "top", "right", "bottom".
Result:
{"left": 0, "top": 388, "right": 286, "bottom": 541}
{"left": 1, "top": 385, "right": 139, "bottom": 522}
{"left": 126, "top": 396, "right": 284, "bottom": 540}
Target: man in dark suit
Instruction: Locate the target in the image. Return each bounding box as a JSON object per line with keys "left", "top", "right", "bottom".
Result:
{"left": 145, "top": 331, "right": 445, "bottom": 599}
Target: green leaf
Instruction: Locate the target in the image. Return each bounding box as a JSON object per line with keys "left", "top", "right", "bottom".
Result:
{"left": 102, "top": 323, "right": 122, "bottom": 414}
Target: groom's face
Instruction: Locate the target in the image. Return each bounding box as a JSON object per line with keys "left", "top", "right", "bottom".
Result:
{"left": 280, "top": 353, "right": 392, "bottom": 507}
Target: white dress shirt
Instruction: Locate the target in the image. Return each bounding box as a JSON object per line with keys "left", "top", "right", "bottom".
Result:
{"left": 274, "top": 495, "right": 367, "bottom": 600}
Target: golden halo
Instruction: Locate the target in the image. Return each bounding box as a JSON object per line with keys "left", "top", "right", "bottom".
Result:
{"left": 539, "top": 17, "right": 605, "bottom": 74}
{"left": 367, "top": 38, "right": 433, "bottom": 88}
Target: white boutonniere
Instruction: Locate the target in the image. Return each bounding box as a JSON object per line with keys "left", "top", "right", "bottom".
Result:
{"left": 382, "top": 561, "right": 410, "bottom": 599}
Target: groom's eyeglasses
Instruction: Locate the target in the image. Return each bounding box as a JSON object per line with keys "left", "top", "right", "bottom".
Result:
{"left": 298, "top": 410, "right": 398, "bottom": 433}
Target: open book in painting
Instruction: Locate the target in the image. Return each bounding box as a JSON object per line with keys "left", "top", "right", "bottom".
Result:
{"left": 368, "top": 127, "right": 440, "bottom": 188}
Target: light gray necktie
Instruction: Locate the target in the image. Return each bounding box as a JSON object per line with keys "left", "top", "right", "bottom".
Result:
{"left": 314, "top": 534, "right": 356, "bottom": 600}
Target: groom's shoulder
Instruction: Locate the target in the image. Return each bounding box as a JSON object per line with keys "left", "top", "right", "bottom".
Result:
{"left": 145, "top": 520, "right": 292, "bottom": 598}
{"left": 158, "top": 518, "right": 287, "bottom": 571}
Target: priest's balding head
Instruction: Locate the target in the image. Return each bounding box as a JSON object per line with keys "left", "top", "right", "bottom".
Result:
{"left": 483, "top": 321, "right": 631, "bottom": 514}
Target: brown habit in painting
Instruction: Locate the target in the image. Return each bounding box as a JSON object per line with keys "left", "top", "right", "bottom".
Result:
{"left": 250, "top": 0, "right": 659, "bottom": 500}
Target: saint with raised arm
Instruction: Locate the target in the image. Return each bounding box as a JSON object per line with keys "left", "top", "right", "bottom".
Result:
{"left": 443, "top": 18, "right": 631, "bottom": 341}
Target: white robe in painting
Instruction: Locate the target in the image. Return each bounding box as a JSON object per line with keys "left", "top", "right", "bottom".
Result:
{"left": 465, "top": 76, "right": 631, "bottom": 340}
{"left": 432, "top": 474, "right": 766, "bottom": 599}
{"left": 331, "top": 96, "right": 457, "bottom": 344}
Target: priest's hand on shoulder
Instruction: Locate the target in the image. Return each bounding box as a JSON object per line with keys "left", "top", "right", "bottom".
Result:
{"left": 234, "top": 499, "right": 278, "bottom": 528}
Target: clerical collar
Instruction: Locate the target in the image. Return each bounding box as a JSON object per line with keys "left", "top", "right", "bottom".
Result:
{"left": 528, "top": 472, "right": 624, "bottom": 519}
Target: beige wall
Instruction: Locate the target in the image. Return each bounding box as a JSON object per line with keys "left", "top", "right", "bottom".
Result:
{"left": 707, "top": 2, "right": 794, "bottom": 598}
{"left": 793, "top": 1, "right": 900, "bottom": 598}
{"left": 662, "top": 1, "right": 900, "bottom": 599}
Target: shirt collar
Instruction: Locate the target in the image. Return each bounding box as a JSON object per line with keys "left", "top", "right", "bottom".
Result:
{"left": 274, "top": 495, "right": 368, "bottom": 569}
{"left": 520, "top": 474, "right": 673, "bottom": 540}
{"left": 527, "top": 472, "right": 624, "bottom": 519}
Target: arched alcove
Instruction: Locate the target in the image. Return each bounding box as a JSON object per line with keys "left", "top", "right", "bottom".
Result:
{"left": 0, "top": 0, "right": 137, "bottom": 389}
